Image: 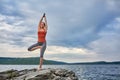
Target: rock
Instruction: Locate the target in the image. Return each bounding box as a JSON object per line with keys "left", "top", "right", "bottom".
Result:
{"left": 0, "top": 69, "right": 19, "bottom": 80}
{"left": 0, "top": 68, "right": 78, "bottom": 80}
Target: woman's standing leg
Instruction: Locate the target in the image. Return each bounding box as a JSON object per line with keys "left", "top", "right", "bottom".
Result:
{"left": 39, "top": 42, "right": 46, "bottom": 70}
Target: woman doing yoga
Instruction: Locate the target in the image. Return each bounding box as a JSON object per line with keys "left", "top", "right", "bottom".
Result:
{"left": 28, "top": 13, "right": 48, "bottom": 70}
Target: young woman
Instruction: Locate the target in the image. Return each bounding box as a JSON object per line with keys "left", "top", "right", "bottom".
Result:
{"left": 28, "top": 13, "right": 48, "bottom": 70}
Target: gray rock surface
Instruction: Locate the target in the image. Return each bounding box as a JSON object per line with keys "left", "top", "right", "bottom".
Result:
{"left": 0, "top": 68, "right": 78, "bottom": 80}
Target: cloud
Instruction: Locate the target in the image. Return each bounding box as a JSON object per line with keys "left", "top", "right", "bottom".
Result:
{"left": 1, "top": 0, "right": 119, "bottom": 47}
{"left": 0, "top": 43, "right": 97, "bottom": 62}
{"left": 45, "top": 45, "right": 97, "bottom": 62}
{"left": 0, "top": 0, "right": 120, "bottom": 62}
{"left": 44, "top": 0, "right": 120, "bottom": 47}
{"left": 88, "top": 17, "right": 120, "bottom": 61}
{"left": 0, "top": 14, "right": 36, "bottom": 47}
{"left": 106, "top": 0, "right": 120, "bottom": 13}
{"left": 45, "top": 46, "right": 95, "bottom": 55}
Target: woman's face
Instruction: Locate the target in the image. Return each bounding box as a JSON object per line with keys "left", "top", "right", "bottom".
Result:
{"left": 40, "top": 22, "right": 45, "bottom": 28}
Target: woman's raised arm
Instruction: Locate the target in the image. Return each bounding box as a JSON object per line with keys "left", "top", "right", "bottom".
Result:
{"left": 38, "top": 13, "right": 45, "bottom": 28}
{"left": 38, "top": 13, "right": 45, "bottom": 31}
{"left": 44, "top": 14, "right": 48, "bottom": 30}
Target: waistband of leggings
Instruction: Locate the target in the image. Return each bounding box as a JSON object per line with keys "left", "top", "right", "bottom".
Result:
{"left": 38, "top": 41, "right": 46, "bottom": 43}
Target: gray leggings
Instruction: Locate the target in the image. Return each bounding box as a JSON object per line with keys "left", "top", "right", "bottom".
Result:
{"left": 28, "top": 42, "right": 46, "bottom": 57}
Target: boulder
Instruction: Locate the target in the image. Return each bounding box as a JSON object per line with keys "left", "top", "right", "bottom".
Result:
{"left": 0, "top": 68, "right": 78, "bottom": 80}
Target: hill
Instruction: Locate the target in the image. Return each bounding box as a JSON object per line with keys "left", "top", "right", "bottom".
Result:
{"left": 0, "top": 57, "right": 67, "bottom": 65}
{"left": 0, "top": 57, "right": 120, "bottom": 65}
{"left": 70, "top": 61, "right": 120, "bottom": 65}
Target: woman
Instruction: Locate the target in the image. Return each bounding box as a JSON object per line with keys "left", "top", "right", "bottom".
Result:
{"left": 28, "top": 13, "right": 48, "bottom": 70}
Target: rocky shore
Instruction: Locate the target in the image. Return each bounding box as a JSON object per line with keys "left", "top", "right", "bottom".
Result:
{"left": 0, "top": 68, "right": 78, "bottom": 80}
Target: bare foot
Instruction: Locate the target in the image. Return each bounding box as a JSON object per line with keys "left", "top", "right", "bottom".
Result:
{"left": 37, "top": 67, "right": 42, "bottom": 71}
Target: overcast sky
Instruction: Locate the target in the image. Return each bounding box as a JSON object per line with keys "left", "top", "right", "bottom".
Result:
{"left": 0, "top": 0, "right": 120, "bottom": 63}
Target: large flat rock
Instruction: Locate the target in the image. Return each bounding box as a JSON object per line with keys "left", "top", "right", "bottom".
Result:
{"left": 0, "top": 68, "right": 78, "bottom": 80}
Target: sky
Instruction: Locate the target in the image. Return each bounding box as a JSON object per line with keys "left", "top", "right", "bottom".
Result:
{"left": 0, "top": 0, "right": 120, "bottom": 63}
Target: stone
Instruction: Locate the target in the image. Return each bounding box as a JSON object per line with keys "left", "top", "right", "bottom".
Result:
{"left": 0, "top": 68, "right": 78, "bottom": 80}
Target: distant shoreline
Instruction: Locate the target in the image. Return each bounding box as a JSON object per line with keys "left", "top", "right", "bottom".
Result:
{"left": 0, "top": 57, "right": 120, "bottom": 65}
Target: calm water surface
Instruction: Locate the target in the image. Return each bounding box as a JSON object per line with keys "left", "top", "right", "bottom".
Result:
{"left": 0, "top": 64, "right": 120, "bottom": 80}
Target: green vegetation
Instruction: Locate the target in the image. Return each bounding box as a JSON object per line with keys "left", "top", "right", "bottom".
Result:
{"left": 0, "top": 57, "right": 67, "bottom": 65}
{"left": 0, "top": 57, "right": 120, "bottom": 65}
{"left": 70, "top": 61, "right": 120, "bottom": 65}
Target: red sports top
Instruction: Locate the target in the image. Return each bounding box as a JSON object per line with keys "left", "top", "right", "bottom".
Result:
{"left": 38, "top": 31, "right": 47, "bottom": 42}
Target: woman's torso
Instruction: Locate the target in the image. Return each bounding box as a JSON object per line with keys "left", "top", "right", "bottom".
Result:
{"left": 38, "top": 29, "right": 47, "bottom": 42}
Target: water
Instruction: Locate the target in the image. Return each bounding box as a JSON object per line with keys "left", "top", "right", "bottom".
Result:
{"left": 0, "top": 64, "right": 120, "bottom": 80}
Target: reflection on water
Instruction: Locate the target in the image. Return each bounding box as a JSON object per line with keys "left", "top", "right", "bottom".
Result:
{"left": 0, "top": 64, "right": 120, "bottom": 80}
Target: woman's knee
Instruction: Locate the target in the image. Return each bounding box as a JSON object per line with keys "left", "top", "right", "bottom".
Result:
{"left": 28, "top": 47, "right": 32, "bottom": 51}
{"left": 40, "top": 49, "right": 46, "bottom": 58}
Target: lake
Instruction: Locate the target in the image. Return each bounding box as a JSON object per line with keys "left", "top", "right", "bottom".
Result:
{"left": 0, "top": 64, "right": 120, "bottom": 80}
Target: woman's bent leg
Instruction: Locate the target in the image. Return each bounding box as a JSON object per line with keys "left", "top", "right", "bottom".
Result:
{"left": 28, "top": 42, "right": 40, "bottom": 51}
